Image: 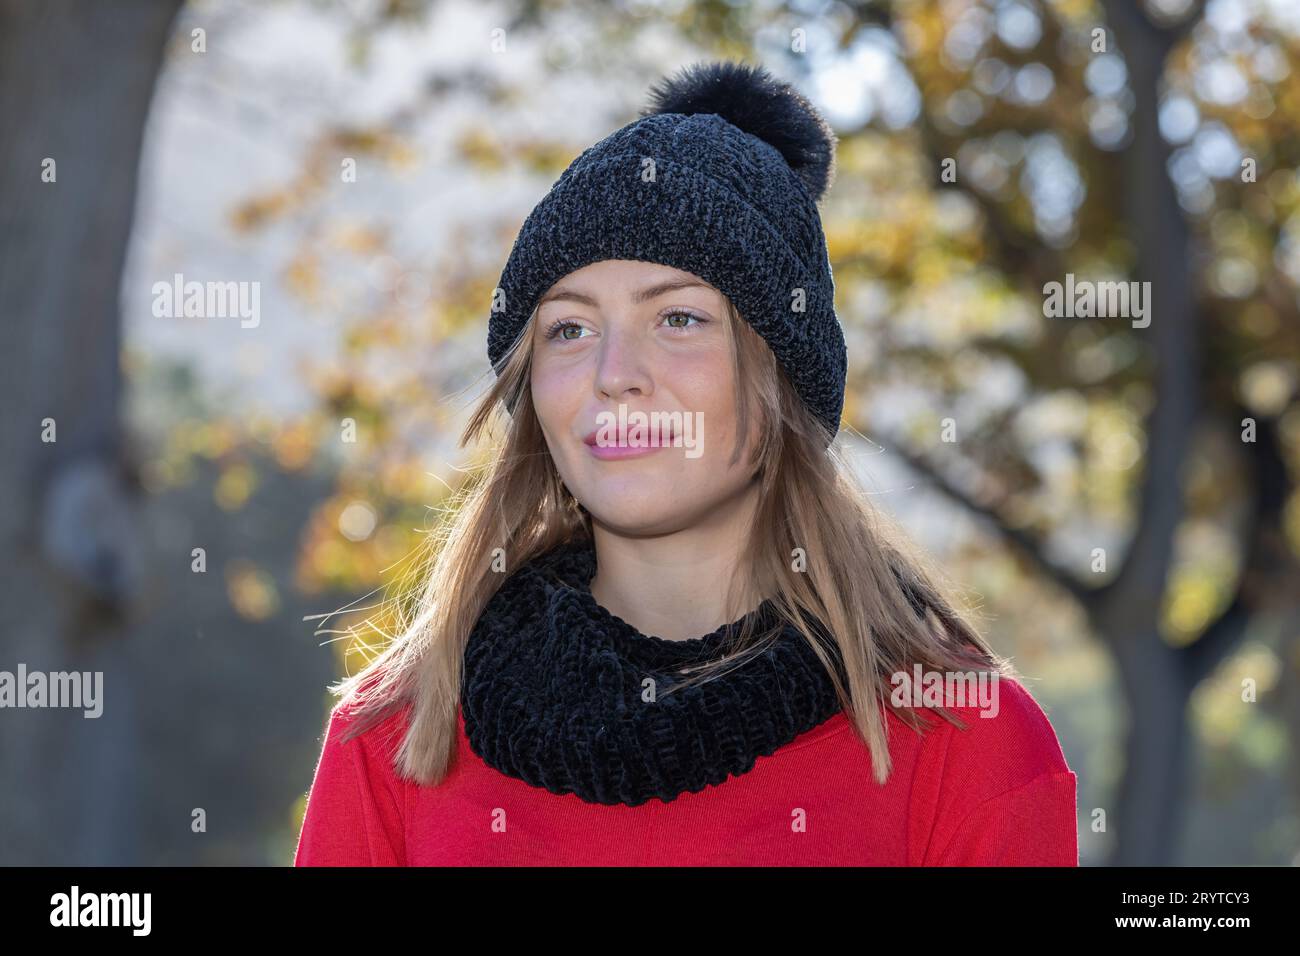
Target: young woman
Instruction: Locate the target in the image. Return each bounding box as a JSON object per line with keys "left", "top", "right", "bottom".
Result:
{"left": 294, "top": 61, "right": 1078, "bottom": 866}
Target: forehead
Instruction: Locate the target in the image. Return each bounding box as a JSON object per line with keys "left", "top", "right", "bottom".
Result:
{"left": 539, "top": 261, "right": 723, "bottom": 307}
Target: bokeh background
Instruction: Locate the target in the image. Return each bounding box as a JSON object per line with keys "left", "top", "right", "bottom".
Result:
{"left": 2, "top": 0, "right": 1298, "bottom": 866}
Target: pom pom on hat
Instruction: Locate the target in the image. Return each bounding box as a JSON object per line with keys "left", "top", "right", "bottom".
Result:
{"left": 640, "top": 60, "right": 837, "bottom": 201}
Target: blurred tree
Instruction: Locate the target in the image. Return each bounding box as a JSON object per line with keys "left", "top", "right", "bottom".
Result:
{"left": 870, "top": 0, "right": 1300, "bottom": 866}
{"left": 8, "top": 0, "right": 1299, "bottom": 867}
{"left": 245, "top": 0, "right": 1299, "bottom": 865}
{"left": 0, "top": 0, "right": 183, "bottom": 863}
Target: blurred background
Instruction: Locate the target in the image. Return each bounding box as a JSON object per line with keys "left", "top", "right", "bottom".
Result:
{"left": 1, "top": 0, "right": 1297, "bottom": 866}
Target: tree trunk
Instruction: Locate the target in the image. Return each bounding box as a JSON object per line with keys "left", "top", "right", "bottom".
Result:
{"left": 1096, "top": 0, "right": 1201, "bottom": 867}
{"left": 0, "top": 0, "right": 182, "bottom": 864}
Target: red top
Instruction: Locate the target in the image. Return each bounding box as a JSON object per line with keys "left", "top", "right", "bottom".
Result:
{"left": 294, "top": 676, "right": 1078, "bottom": 866}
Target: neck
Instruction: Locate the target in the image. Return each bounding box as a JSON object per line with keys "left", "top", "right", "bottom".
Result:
{"left": 587, "top": 483, "right": 763, "bottom": 642}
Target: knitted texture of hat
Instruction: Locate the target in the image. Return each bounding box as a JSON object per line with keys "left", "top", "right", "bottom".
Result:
{"left": 486, "top": 61, "right": 847, "bottom": 439}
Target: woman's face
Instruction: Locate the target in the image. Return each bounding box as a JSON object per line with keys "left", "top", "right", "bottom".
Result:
{"left": 530, "top": 259, "right": 759, "bottom": 536}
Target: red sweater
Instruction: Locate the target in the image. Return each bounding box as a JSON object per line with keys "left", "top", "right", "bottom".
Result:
{"left": 294, "top": 676, "right": 1078, "bottom": 866}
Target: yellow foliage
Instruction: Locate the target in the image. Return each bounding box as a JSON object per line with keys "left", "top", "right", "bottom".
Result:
{"left": 215, "top": 462, "right": 257, "bottom": 511}
{"left": 226, "top": 559, "right": 280, "bottom": 621}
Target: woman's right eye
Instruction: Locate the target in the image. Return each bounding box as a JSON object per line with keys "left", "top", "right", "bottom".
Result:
{"left": 544, "top": 319, "right": 586, "bottom": 340}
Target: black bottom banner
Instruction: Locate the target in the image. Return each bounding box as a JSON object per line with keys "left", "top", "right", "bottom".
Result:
{"left": 0, "top": 865, "right": 1284, "bottom": 940}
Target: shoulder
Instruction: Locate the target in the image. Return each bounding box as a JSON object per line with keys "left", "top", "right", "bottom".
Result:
{"left": 320, "top": 695, "right": 413, "bottom": 784}
{"left": 934, "top": 674, "right": 1072, "bottom": 790}
{"left": 904, "top": 671, "right": 1076, "bottom": 868}
{"left": 296, "top": 696, "right": 413, "bottom": 866}
{"left": 908, "top": 674, "right": 1078, "bottom": 864}
{"left": 906, "top": 674, "right": 1075, "bottom": 827}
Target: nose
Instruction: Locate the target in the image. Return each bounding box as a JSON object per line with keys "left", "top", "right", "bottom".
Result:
{"left": 593, "top": 325, "right": 653, "bottom": 402}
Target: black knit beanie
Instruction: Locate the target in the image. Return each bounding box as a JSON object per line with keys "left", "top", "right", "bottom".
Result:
{"left": 486, "top": 60, "right": 847, "bottom": 440}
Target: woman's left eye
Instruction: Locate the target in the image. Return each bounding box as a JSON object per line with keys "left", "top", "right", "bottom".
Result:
{"left": 662, "top": 310, "right": 705, "bottom": 330}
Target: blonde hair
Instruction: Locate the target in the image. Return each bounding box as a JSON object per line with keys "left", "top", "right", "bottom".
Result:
{"left": 325, "top": 297, "right": 1017, "bottom": 786}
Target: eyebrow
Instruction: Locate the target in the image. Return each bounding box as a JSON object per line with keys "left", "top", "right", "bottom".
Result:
{"left": 537, "top": 278, "right": 714, "bottom": 309}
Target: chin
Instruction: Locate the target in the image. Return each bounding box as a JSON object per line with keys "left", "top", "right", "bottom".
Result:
{"left": 566, "top": 462, "right": 676, "bottom": 505}
{"left": 579, "top": 492, "right": 705, "bottom": 537}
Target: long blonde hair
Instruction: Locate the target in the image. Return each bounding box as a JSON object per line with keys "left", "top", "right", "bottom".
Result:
{"left": 324, "top": 297, "right": 1016, "bottom": 786}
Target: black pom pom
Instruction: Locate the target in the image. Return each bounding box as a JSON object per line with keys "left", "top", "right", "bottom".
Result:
{"left": 641, "top": 60, "right": 836, "bottom": 201}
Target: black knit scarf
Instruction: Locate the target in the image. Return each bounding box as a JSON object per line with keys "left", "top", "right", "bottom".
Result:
{"left": 460, "top": 537, "right": 845, "bottom": 806}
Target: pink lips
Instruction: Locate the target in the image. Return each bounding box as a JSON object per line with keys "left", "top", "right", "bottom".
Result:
{"left": 583, "top": 421, "right": 677, "bottom": 460}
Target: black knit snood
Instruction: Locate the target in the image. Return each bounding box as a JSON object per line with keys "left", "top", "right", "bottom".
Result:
{"left": 460, "top": 537, "right": 845, "bottom": 806}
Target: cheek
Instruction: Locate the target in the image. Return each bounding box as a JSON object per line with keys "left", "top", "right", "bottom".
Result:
{"left": 669, "top": 352, "right": 740, "bottom": 445}
{"left": 531, "top": 357, "right": 585, "bottom": 434}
